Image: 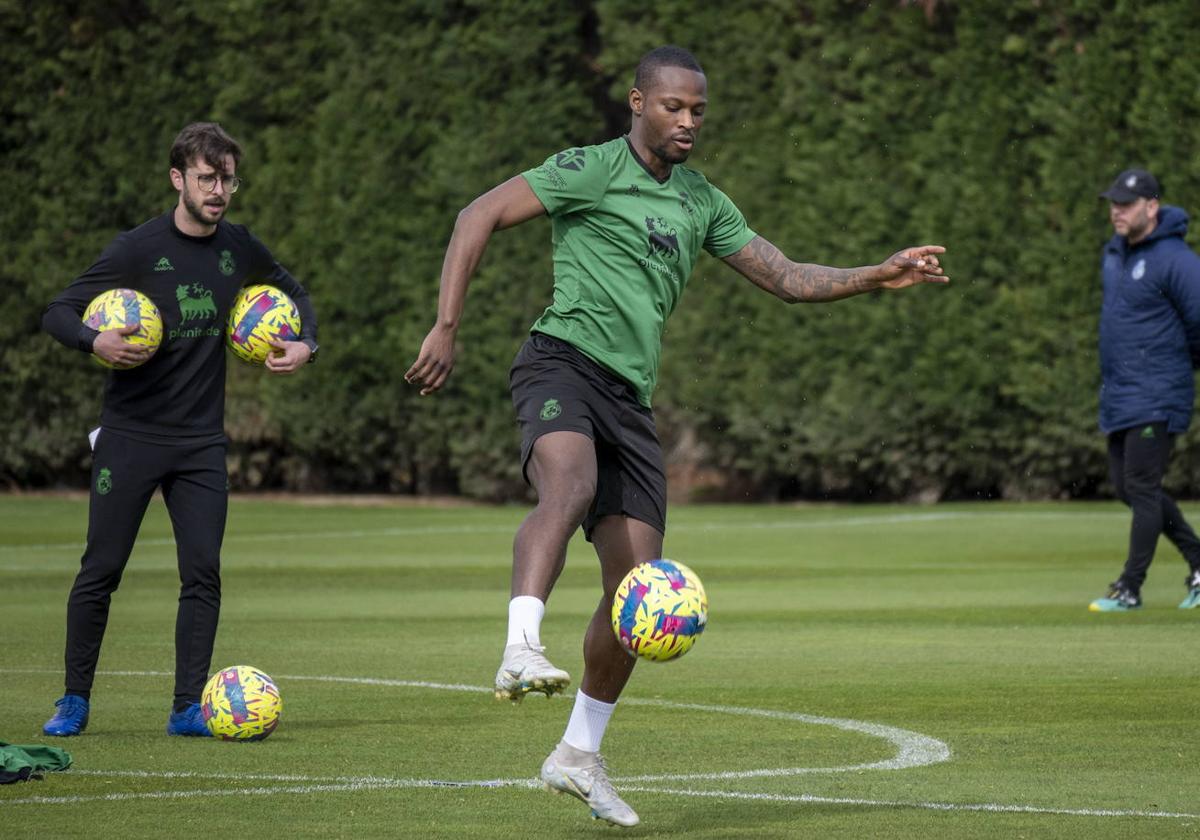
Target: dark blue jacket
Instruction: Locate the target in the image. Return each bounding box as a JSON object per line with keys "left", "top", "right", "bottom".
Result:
{"left": 1099, "top": 205, "right": 1200, "bottom": 434}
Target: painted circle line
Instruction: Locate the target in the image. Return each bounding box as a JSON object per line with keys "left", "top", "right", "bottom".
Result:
{"left": 3, "top": 668, "right": 1198, "bottom": 819}
{"left": 2, "top": 667, "right": 949, "bottom": 779}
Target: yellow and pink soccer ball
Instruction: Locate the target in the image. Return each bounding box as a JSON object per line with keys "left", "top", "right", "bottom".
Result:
{"left": 201, "top": 665, "right": 282, "bottom": 741}
{"left": 611, "top": 559, "right": 707, "bottom": 662}
{"left": 227, "top": 284, "right": 301, "bottom": 364}
{"left": 81, "top": 288, "right": 163, "bottom": 369}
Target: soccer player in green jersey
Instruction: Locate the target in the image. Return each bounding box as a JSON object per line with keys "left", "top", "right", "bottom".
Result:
{"left": 405, "top": 45, "right": 947, "bottom": 827}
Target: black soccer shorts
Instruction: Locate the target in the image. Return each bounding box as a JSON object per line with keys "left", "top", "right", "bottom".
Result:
{"left": 510, "top": 332, "right": 667, "bottom": 540}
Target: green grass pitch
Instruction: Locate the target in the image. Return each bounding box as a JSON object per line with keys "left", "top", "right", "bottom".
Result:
{"left": 1, "top": 496, "right": 1197, "bottom": 838}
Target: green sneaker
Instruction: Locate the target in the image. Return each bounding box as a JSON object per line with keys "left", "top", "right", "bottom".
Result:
{"left": 1179, "top": 571, "right": 1200, "bottom": 609}
{"left": 1089, "top": 582, "right": 1141, "bottom": 612}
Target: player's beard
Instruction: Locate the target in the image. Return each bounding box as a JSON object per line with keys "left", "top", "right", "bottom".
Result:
{"left": 1123, "top": 217, "right": 1154, "bottom": 244}
{"left": 182, "top": 186, "right": 227, "bottom": 229}
{"left": 650, "top": 140, "right": 692, "bottom": 166}
{"left": 648, "top": 126, "right": 696, "bottom": 167}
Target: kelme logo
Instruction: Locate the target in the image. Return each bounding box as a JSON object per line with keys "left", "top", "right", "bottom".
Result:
{"left": 555, "top": 149, "right": 586, "bottom": 171}
{"left": 96, "top": 467, "right": 112, "bottom": 495}
{"left": 540, "top": 399, "right": 562, "bottom": 421}
{"left": 219, "top": 250, "right": 236, "bottom": 276}
{"left": 154, "top": 257, "right": 174, "bottom": 272}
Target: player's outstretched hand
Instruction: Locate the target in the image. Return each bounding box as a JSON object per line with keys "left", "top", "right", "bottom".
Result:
{"left": 876, "top": 245, "right": 949, "bottom": 290}
{"left": 93, "top": 324, "right": 152, "bottom": 367}
{"left": 405, "top": 325, "right": 456, "bottom": 396}
{"left": 264, "top": 339, "right": 311, "bottom": 374}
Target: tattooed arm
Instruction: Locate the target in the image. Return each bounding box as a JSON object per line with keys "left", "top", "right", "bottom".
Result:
{"left": 722, "top": 236, "right": 948, "bottom": 303}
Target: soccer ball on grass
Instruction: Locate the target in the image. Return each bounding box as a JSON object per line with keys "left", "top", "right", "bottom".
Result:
{"left": 201, "top": 665, "right": 282, "bottom": 741}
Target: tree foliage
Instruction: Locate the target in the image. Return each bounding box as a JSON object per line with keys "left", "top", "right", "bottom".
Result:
{"left": 5, "top": 0, "right": 1200, "bottom": 500}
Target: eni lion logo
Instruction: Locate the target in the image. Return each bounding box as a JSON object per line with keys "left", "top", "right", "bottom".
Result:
{"left": 645, "top": 217, "right": 680, "bottom": 262}
{"left": 176, "top": 284, "right": 216, "bottom": 322}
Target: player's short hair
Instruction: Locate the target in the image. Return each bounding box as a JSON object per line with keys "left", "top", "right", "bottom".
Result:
{"left": 170, "top": 122, "right": 243, "bottom": 173}
{"left": 634, "top": 46, "right": 704, "bottom": 92}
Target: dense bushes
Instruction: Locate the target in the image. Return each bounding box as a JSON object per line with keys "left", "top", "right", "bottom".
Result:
{"left": 5, "top": 0, "right": 1200, "bottom": 500}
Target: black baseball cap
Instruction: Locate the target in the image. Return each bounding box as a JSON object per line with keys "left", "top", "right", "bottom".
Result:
{"left": 1100, "top": 168, "right": 1161, "bottom": 202}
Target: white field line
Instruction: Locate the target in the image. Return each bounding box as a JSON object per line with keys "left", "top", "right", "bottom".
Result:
{"left": 4, "top": 774, "right": 1197, "bottom": 820}
{"left": 0, "top": 509, "right": 1129, "bottom": 558}
{"left": 616, "top": 697, "right": 949, "bottom": 778}
{"left": 66, "top": 768, "right": 528, "bottom": 786}
{"left": 617, "top": 786, "right": 1200, "bottom": 820}
{"left": 0, "top": 776, "right": 532, "bottom": 807}
{"left": 0, "top": 668, "right": 1193, "bottom": 820}
{"left": 0, "top": 669, "right": 947, "bottom": 776}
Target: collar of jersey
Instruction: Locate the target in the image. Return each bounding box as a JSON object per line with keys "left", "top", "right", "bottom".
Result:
{"left": 168, "top": 211, "right": 221, "bottom": 243}
{"left": 622, "top": 135, "right": 672, "bottom": 185}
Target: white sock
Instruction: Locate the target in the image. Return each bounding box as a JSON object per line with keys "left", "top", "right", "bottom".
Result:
{"left": 506, "top": 596, "right": 545, "bottom": 647}
{"left": 562, "top": 691, "right": 616, "bottom": 754}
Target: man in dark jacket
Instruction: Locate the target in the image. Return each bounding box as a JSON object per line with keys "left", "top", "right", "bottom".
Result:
{"left": 1090, "top": 168, "right": 1200, "bottom": 611}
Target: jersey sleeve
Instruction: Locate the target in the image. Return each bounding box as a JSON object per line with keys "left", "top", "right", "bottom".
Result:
{"left": 702, "top": 186, "right": 757, "bottom": 258}
{"left": 521, "top": 146, "right": 612, "bottom": 217}
{"left": 245, "top": 234, "right": 319, "bottom": 349}
{"left": 42, "top": 234, "right": 134, "bottom": 352}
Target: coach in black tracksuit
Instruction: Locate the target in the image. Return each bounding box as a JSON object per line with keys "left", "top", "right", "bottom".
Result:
{"left": 1089, "top": 168, "right": 1200, "bottom": 612}
{"left": 40, "top": 123, "right": 318, "bottom": 736}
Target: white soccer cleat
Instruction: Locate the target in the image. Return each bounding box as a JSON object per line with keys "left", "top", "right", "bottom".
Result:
{"left": 540, "top": 742, "right": 640, "bottom": 828}
{"left": 493, "top": 642, "right": 570, "bottom": 702}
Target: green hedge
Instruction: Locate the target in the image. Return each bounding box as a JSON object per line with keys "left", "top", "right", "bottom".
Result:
{"left": 5, "top": 0, "right": 1200, "bottom": 500}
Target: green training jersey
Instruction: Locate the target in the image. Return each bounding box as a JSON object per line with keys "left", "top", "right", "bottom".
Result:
{"left": 522, "top": 136, "right": 756, "bottom": 407}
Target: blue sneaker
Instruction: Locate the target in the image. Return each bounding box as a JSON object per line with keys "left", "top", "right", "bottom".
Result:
{"left": 1089, "top": 582, "right": 1142, "bottom": 612}
{"left": 43, "top": 694, "right": 90, "bottom": 736}
{"left": 1180, "top": 571, "right": 1200, "bottom": 610}
{"left": 166, "top": 702, "right": 212, "bottom": 737}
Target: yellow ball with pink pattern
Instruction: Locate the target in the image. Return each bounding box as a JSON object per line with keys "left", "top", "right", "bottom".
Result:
{"left": 82, "top": 288, "right": 163, "bottom": 369}
{"left": 227, "top": 284, "right": 301, "bottom": 364}
{"left": 612, "top": 559, "right": 708, "bottom": 662}
{"left": 201, "top": 665, "right": 282, "bottom": 741}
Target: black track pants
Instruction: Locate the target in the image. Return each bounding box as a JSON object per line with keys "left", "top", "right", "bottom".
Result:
{"left": 64, "top": 429, "right": 227, "bottom": 709}
{"left": 1107, "top": 422, "right": 1200, "bottom": 592}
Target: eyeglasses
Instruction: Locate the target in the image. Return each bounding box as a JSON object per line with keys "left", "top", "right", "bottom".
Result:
{"left": 191, "top": 171, "right": 242, "bottom": 193}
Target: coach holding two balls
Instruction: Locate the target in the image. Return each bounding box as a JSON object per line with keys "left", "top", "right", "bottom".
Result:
{"left": 40, "top": 122, "right": 318, "bottom": 738}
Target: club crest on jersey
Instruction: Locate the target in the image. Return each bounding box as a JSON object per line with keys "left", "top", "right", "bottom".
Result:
{"left": 219, "top": 250, "right": 236, "bottom": 276}
{"left": 540, "top": 399, "right": 562, "bottom": 421}
{"left": 1132, "top": 259, "right": 1146, "bottom": 280}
